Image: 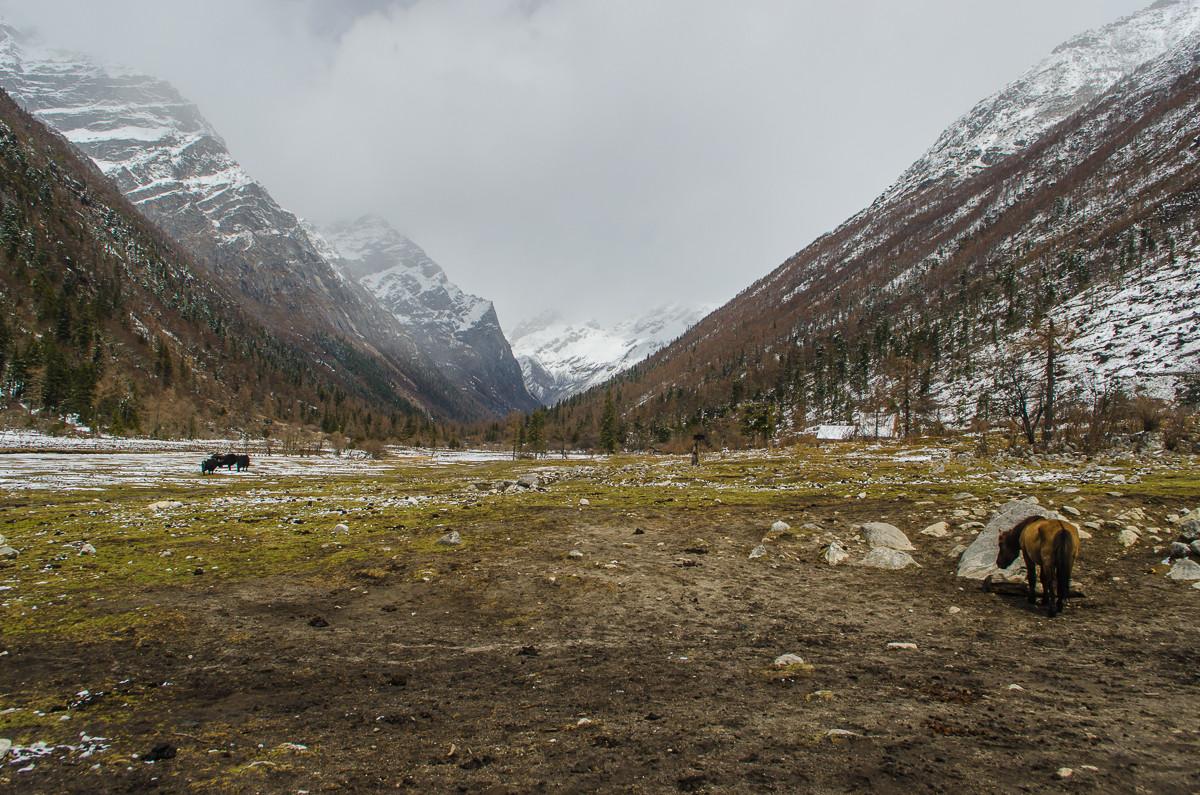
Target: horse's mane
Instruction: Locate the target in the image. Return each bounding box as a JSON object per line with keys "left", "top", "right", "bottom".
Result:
{"left": 1001, "top": 514, "right": 1045, "bottom": 546}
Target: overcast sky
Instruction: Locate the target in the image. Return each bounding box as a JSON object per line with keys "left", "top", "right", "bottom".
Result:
{"left": 0, "top": 0, "right": 1149, "bottom": 327}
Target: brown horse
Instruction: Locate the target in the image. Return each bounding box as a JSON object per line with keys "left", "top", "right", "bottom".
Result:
{"left": 996, "top": 516, "right": 1081, "bottom": 617}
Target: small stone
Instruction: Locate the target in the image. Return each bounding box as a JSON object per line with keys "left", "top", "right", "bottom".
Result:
{"left": 578, "top": 498, "right": 590, "bottom": 507}
{"left": 952, "top": 492, "right": 974, "bottom": 501}
{"left": 1117, "top": 528, "right": 1139, "bottom": 548}
{"left": 1077, "top": 529, "right": 1092, "bottom": 539}
{"left": 437, "top": 530, "right": 462, "bottom": 546}
{"left": 1007, "top": 684, "right": 1024, "bottom": 691}
{"left": 822, "top": 542, "right": 849, "bottom": 566}
{"left": 0, "top": 545, "right": 18, "bottom": 560}
{"left": 78, "top": 543, "right": 96, "bottom": 556}
{"left": 860, "top": 548, "right": 919, "bottom": 570}
{"left": 1191, "top": 540, "right": 1200, "bottom": 557}
{"left": 567, "top": 549, "right": 584, "bottom": 560}
{"left": 1167, "top": 558, "right": 1200, "bottom": 581}
{"left": 148, "top": 501, "right": 183, "bottom": 512}
{"left": 773, "top": 653, "right": 805, "bottom": 667}
{"left": 1056, "top": 768, "right": 1073, "bottom": 780}
{"left": 920, "top": 521, "right": 950, "bottom": 538}
{"left": 947, "top": 606, "right": 961, "bottom": 615}
{"left": 1060, "top": 505, "right": 1081, "bottom": 517}
{"left": 771, "top": 520, "right": 791, "bottom": 533}
{"left": 1169, "top": 542, "right": 1192, "bottom": 560}
{"left": 0, "top": 738, "right": 10, "bottom": 758}
{"left": 333, "top": 523, "right": 350, "bottom": 534}
{"left": 748, "top": 544, "right": 768, "bottom": 560}
{"left": 886, "top": 642, "right": 918, "bottom": 651}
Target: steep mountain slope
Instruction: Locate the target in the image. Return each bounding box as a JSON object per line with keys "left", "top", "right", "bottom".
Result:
{"left": 558, "top": 1, "right": 1200, "bottom": 445}
{"left": 0, "top": 26, "right": 503, "bottom": 421}
{"left": 509, "top": 305, "right": 711, "bottom": 406}
{"left": 321, "top": 216, "right": 537, "bottom": 415}
{"left": 0, "top": 87, "right": 421, "bottom": 437}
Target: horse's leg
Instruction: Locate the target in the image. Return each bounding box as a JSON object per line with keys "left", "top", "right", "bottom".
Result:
{"left": 1022, "top": 551, "right": 1037, "bottom": 605}
{"left": 1043, "top": 562, "right": 1057, "bottom": 617}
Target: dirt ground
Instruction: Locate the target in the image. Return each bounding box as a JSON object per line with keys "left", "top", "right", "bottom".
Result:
{"left": 1, "top": 444, "right": 1198, "bottom": 793}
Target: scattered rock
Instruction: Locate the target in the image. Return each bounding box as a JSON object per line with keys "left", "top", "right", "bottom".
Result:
{"left": 824, "top": 729, "right": 862, "bottom": 743}
{"left": 0, "top": 545, "right": 18, "bottom": 560}
{"left": 822, "top": 542, "right": 849, "bottom": 566}
{"left": 578, "top": 498, "right": 590, "bottom": 507}
{"left": 947, "top": 606, "right": 961, "bottom": 615}
{"left": 517, "top": 474, "right": 541, "bottom": 489}
{"left": 1166, "top": 558, "right": 1200, "bottom": 581}
{"left": 860, "top": 548, "right": 919, "bottom": 570}
{"left": 773, "top": 653, "right": 805, "bottom": 667}
{"left": 1060, "top": 505, "right": 1081, "bottom": 517}
{"left": 567, "top": 549, "right": 584, "bottom": 560}
{"left": 333, "top": 523, "right": 350, "bottom": 534}
{"left": 437, "top": 530, "right": 462, "bottom": 546}
{"left": 148, "top": 501, "right": 183, "bottom": 512}
{"left": 1191, "top": 540, "right": 1200, "bottom": 557}
{"left": 860, "top": 522, "right": 915, "bottom": 551}
{"left": 1056, "top": 768, "right": 1073, "bottom": 780}
{"left": 920, "top": 521, "right": 950, "bottom": 538}
{"left": 957, "top": 500, "right": 1055, "bottom": 580}
{"left": 141, "top": 742, "right": 176, "bottom": 762}
{"left": 0, "top": 738, "right": 10, "bottom": 758}
{"left": 952, "top": 492, "right": 974, "bottom": 501}
{"left": 1117, "top": 528, "right": 1139, "bottom": 548}
{"left": 1077, "top": 528, "right": 1092, "bottom": 540}
{"left": 308, "top": 616, "right": 329, "bottom": 627}
{"left": 771, "top": 520, "right": 791, "bottom": 533}
{"left": 886, "top": 642, "right": 918, "bottom": 650}
{"left": 1179, "top": 510, "right": 1200, "bottom": 541}
{"left": 748, "top": 544, "right": 768, "bottom": 560}
{"left": 1169, "top": 542, "right": 1192, "bottom": 560}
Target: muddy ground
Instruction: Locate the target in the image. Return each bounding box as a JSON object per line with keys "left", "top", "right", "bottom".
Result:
{"left": 0, "top": 443, "right": 1198, "bottom": 793}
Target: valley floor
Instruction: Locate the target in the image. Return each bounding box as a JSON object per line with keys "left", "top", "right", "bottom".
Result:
{"left": 0, "top": 442, "right": 1197, "bottom": 793}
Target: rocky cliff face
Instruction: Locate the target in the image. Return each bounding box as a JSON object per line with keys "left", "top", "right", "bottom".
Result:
{"left": 322, "top": 216, "right": 537, "bottom": 415}
{"left": 0, "top": 26, "right": 515, "bottom": 420}
{"left": 509, "top": 305, "right": 711, "bottom": 405}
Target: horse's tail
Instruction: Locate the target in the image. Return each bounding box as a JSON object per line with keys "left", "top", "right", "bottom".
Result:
{"left": 1053, "top": 525, "right": 1075, "bottom": 604}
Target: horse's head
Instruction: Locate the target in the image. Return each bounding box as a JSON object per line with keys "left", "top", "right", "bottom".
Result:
{"left": 995, "top": 528, "right": 1021, "bottom": 569}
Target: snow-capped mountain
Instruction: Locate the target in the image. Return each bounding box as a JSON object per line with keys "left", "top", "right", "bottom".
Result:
{"left": 322, "top": 216, "right": 537, "bottom": 415}
{"left": 888, "top": 0, "right": 1200, "bottom": 201}
{"left": 0, "top": 26, "right": 528, "bottom": 419}
{"left": 510, "top": 305, "right": 711, "bottom": 405}
{"left": 562, "top": 0, "right": 1200, "bottom": 438}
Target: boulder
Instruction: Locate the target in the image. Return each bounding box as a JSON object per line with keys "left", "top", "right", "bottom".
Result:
{"left": 860, "top": 548, "right": 919, "bottom": 570}
{"left": 957, "top": 500, "right": 1055, "bottom": 580}
{"left": 1169, "top": 542, "right": 1192, "bottom": 560}
{"left": 437, "top": 530, "right": 462, "bottom": 546}
{"left": 860, "top": 522, "right": 915, "bottom": 551}
{"left": 821, "top": 542, "right": 849, "bottom": 566}
{"left": 1166, "top": 558, "right": 1200, "bottom": 581}
{"left": 1179, "top": 510, "right": 1200, "bottom": 541}
{"left": 919, "top": 521, "right": 950, "bottom": 538}
{"left": 517, "top": 474, "right": 541, "bottom": 489}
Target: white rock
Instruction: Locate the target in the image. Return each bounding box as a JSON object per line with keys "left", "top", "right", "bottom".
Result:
{"left": 0, "top": 545, "right": 17, "bottom": 560}
{"left": 78, "top": 543, "right": 96, "bottom": 556}
{"left": 957, "top": 500, "right": 1056, "bottom": 580}
{"left": 148, "top": 500, "right": 183, "bottom": 511}
{"left": 1077, "top": 529, "right": 1092, "bottom": 540}
{"left": 773, "top": 653, "right": 805, "bottom": 667}
{"left": 578, "top": 498, "right": 590, "bottom": 507}
{"left": 920, "top": 521, "right": 950, "bottom": 538}
{"left": 437, "top": 530, "right": 462, "bottom": 546}
{"left": 771, "top": 520, "right": 791, "bottom": 533}
{"left": 886, "top": 642, "right": 918, "bottom": 650}
{"left": 822, "top": 542, "right": 849, "bottom": 566}
{"left": 860, "top": 548, "right": 919, "bottom": 570}
{"left": 947, "top": 606, "right": 961, "bottom": 615}
{"left": 1056, "top": 768, "right": 1073, "bottom": 780}
{"left": 1060, "top": 505, "right": 1081, "bottom": 517}
{"left": 1166, "top": 558, "right": 1200, "bottom": 581}
{"left": 0, "top": 738, "right": 9, "bottom": 757}
{"left": 748, "top": 544, "right": 768, "bottom": 560}
{"left": 1007, "top": 684, "right": 1024, "bottom": 691}
{"left": 860, "top": 522, "right": 915, "bottom": 551}
{"left": 567, "top": 549, "right": 584, "bottom": 560}
{"left": 333, "top": 523, "right": 350, "bottom": 534}
{"left": 1117, "top": 529, "right": 1139, "bottom": 548}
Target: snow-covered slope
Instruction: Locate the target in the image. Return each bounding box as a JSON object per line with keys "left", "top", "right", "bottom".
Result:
{"left": 889, "top": 0, "right": 1200, "bottom": 200}
{"left": 510, "top": 305, "right": 711, "bottom": 405}
{"left": 322, "top": 216, "right": 537, "bottom": 414}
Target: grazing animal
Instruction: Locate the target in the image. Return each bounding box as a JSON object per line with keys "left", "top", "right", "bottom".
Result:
{"left": 235, "top": 454, "right": 250, "bottom": 472}
{"left": 216, "top": 453, "right": 238, "bottom": 470}
{"left": 996, "top": 516, "right": 1081, "bottom": 617}
{"left": 200, "top": 456, "right": 219, "bottom": 475}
